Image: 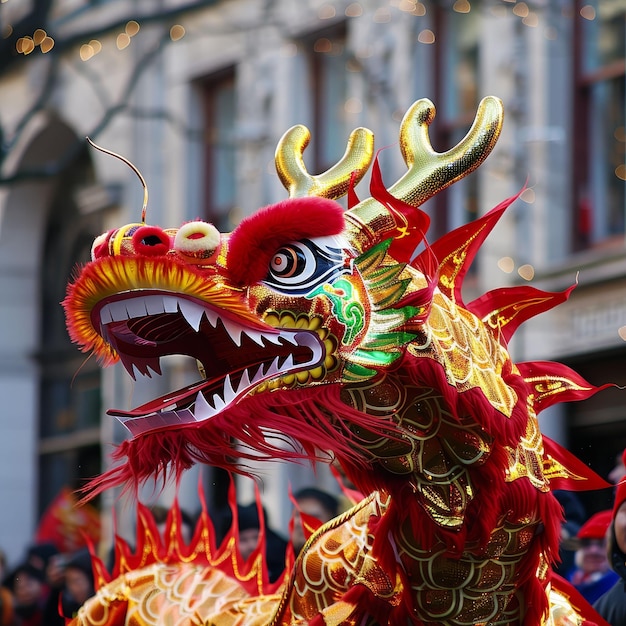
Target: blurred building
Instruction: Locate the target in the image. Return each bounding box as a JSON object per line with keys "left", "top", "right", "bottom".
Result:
{"left": 0, "top": 0, "right": 623, "bottom": 564}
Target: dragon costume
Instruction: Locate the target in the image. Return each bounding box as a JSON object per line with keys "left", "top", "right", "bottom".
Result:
{"left": 63, "top": 97, "right": 612, "bottom": 625}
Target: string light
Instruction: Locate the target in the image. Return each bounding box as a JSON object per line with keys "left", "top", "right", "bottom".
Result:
{"left": 125, "top": 20, "right": 140, "bottom": 37}
{"left": 497, "top": 257, "right": 515, "bottom": 273}
{"left": 518, "top": 264, "right": 535, "bottom": 281}
{"left": 80, "top": 44, "right": 95, "bottom": 61}
{"left": 16, "top": 37, "right": 35, "bottom": 55}
{"left": 580, "top": 5, "right": 596, "bottom": 20}
{"left": 170, "top": 25, "right": 185, "bottom": 41}
{"left": 33, "top": 29, "right": 47, "bottom": 45}
{"left": 15, "top": 29, "right": 57, "bottom": 56}
{"left": 80, "top": 40, "right": 102, "bottom": 61}
{"left": 417, "top": 29, "right": 435, "bottom": 44}
{"left": 116, "top": 33, "right": 131, "bottom": 50}
{"left": 40, "top": 36, "right": 54, "bottom": 53}
{"left": 345, "top": 3, "right": 363, "bottom": 17}
{"left": 522, "top": 12, "right": 539, "bottom": 26}
{"left": 453, "top": 0, "right": 471, "bottom": 14}
{"left": 512, "top": 2, "right": 529, "bottom": 17}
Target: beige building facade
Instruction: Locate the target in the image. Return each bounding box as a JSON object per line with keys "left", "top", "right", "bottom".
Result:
{"left": 0, "top": 0, "right": 624, "bottom": 565}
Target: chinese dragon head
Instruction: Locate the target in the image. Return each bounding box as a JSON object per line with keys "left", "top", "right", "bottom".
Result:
{"left": 63, "top": 97, "right": 611, "bottom": 625}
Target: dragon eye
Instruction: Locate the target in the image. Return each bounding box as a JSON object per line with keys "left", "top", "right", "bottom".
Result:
{"left": 264, "top": 238, "right": 347, "bottom": 296}
{"left": 270, "top": 245, "right": 309, "bottom": 279}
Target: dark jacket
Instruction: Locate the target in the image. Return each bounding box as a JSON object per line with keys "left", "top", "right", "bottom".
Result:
{"left": 593, "top": 525, "right": 626, "bottom": 625}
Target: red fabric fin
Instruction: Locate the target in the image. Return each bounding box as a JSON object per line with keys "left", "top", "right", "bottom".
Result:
{"left": 518, "top": 360, "right": 615, "bottom": 413}
{"left": 549, "top": 573, "right": 611, "bottom": 626}
{"left": 347, "top": 170, "right": 360, "bottom": 209}
{"left": 329, "top": 463, "right": 365, "bottom": 505}
{"left": 542, "top": 436, "right": 612, "bottom": 491}
{"left": 415, "top": 193, "right": 518, "bottom": 305}
{"left": 288, "top": 486, "right": 324, "bottom": 543}
{"left": 468, "top": 283, "right": 576, "bottom": 345}
{"left": 369, "top": 152, "right": 430, "bottom": 263}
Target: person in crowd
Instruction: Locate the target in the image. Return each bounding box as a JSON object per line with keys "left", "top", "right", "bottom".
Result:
{"left": 291, "top": 487, "right": 339, "bottom": 554}
{"left": 2, "top": 542, "right": 66, "bottom": 626}
{"left": 151, "top": 504, "right": 196, "bottom": 544}
{"left": 5, "top": 562, "right": 47, "bottom": 626}
{"left": 567, "top": 509, "right": 618, "bottom": 604}
{"left": 216, "top": 503, "right": 287, "bottom": 583}
{"left": 593, "top": 479, "right": 626, "bottom": 623}
{"left": 59, "top": 548, "right": 95, "bottom": 619}
{"left": 553, "top": 490, "right": 587, "bottom": 578}
{"left": 0, "top": 549, "right": 14, "bottom": 626}
{"left": 608, "top": 448, "right": 626, "bottom": 485}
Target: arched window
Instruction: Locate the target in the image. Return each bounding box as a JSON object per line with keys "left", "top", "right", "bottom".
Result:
{"left": 37, "top": 149, "right": 105, "bottom": 515}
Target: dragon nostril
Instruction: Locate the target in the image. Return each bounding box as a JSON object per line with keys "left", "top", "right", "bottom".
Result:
{"left": 142, "top": 234, "right": 164, "bottom": 246}
{"left": 132, "top": 226, "right": 171, "bottom": 256}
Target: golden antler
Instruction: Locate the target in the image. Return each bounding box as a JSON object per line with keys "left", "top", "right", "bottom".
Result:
{"left": 275, "top": 125, "right": 374, "bottom": 200}
{"left": 345, "top": 96, "right": 504, "bottom": 251}
{"left": 394, "top": 95, "right": 503, "bottom": 206}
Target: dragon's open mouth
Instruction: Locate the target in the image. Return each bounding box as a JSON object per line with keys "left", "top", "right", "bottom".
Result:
{"left": 93, "top": 292, "right": 325, "bottom": 436}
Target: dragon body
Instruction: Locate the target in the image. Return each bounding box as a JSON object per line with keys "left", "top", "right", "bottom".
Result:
{"left": 64, "top": 98, "right": 610, "bottom": 625}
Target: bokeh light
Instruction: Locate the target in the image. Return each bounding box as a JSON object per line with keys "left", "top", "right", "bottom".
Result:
{"left": 518, "top": 264, "right": 535, "bottom": 281}
{"left": 497, "top": 257, "right": 515, "bottom": 273}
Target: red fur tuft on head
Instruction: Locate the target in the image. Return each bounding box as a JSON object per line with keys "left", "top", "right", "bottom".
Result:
{"left": 227, "top": 197, "right": 345, "bottom": 285}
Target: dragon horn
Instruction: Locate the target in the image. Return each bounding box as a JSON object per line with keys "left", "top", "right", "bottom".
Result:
{"left": 275, "top": 125, "right": 374, "bottom": 200}
{"left": 344, "top": 96, "right": 504, "bottom": 252}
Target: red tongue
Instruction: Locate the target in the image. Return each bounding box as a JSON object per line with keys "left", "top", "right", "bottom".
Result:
{"left": 108, "top": 378, "right": 214, "bottom": 418}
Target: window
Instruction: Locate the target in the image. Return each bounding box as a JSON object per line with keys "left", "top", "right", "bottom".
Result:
{"left": 202, "top": 69, "right": 237, "bottom": 231}
{"left": 429, "top": 4, "right": 481, "bottom": 240}
{"left": 38, "top": 153, "right": 103, "bottom": 514}
{"left": 573, "top": 0, "right": 626, "bottom": 249}
{"left": 307, "top": 26, "right": 350, "bottom": 175}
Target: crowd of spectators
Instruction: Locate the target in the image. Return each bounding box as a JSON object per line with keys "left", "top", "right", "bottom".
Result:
{"left": 0, "top": 542, "right": 94, "bottom": 625}
{"left": 0, "top": 484, "right": 342, "bottom": 624}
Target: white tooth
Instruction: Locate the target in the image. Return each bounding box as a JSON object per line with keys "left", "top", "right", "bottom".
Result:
{"left": 221, "top": 318, "right": 243, "bottom": 346}
{"left": 236, "top": 368, "right": 252, "bottom": 395}
{"left": 126, "top": 298, "right": 148, "bottom": 319}
{"left": 212, "top": 393, "right": 226, "bottom": 412}
{"left": 145, "top": 295, "right": 165, "bottom": 315}
{"left": 204, "top": 309, "right": 218, "bottom": 328}
{"left": 281, "top": 354, "right": 295, "bottom": 370}
{"left": 222, "top": 374, "right": 236, "bottom": 404}
{"left": 100, "top": 304, "right": 113, "bottom": 324}
{"left": 250, "top": 364, "right": 265, "bottom": 384}
{"left": 194, "top": 391, "right": 216, "bottom": 422}
{"left": 280, "top": 333, "right": 298, "bottom": 345}
{"left": 163, "top": 296, "right": 179, "bottom": 313}
{"left": 179, "top": 300, "right": 205, "bottom": 331}
{"left": 261, "top": 333, "right": 283, "bottom": 346}
{"left": 110, "top": 301, "right": 129, "bottom": 321}
{"left": 118, "top": 353, "right": 137, "bottom": 379}
{"left": 243, "top": 329, "right": 266, "bottom": 346}
{"left": 264, "top": 356, "right": 281, "bottom": 378}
